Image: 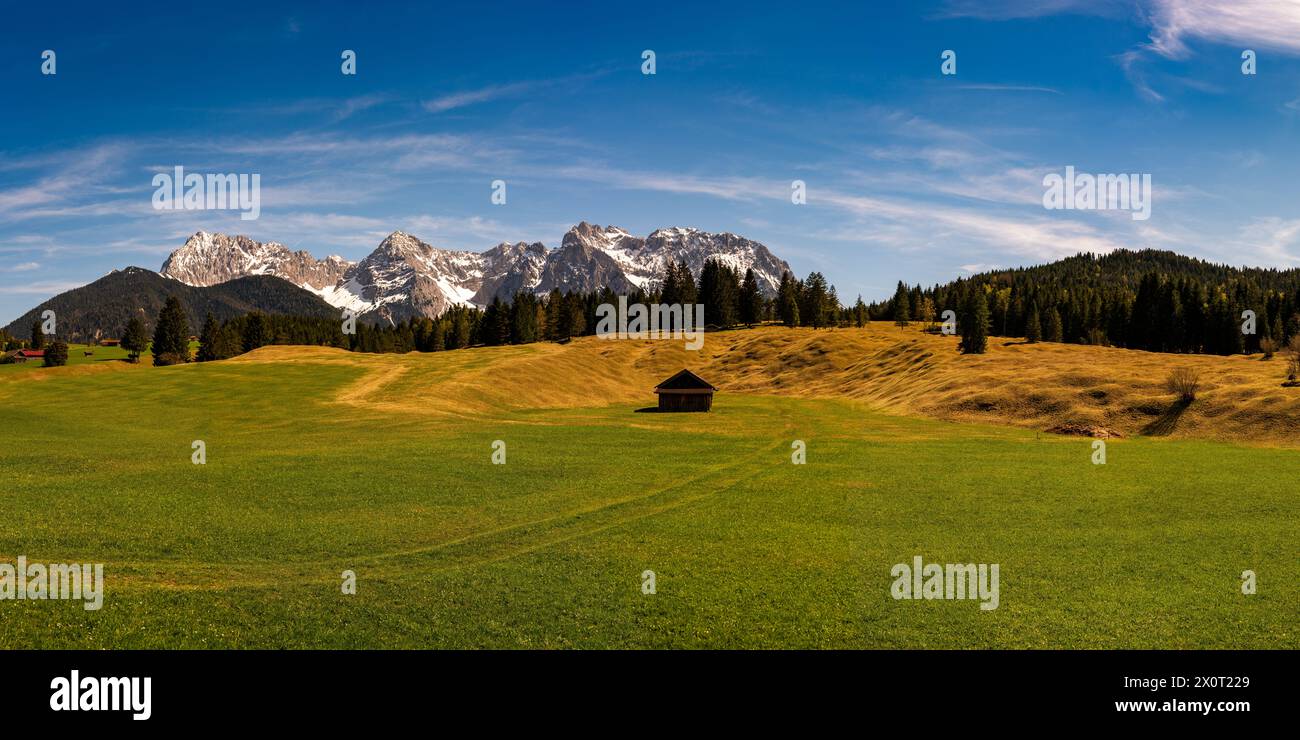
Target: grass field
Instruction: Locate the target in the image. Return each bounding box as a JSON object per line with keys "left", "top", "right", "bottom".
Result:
{"left": 0, "top": 327, "right": 1295, "bottom": 648}
{"left": 0, "top": 342, "right": 201, "bottom": 373}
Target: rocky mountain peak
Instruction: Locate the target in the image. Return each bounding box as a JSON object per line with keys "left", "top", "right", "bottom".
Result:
{"left": 159, "top": 222, "right": 794, "bottom": 322}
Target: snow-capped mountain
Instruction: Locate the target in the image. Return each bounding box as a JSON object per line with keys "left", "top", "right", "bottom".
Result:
{"left": 586, "top": 223, "right": 792, "bottom": 295}
{"left": 161, "top": 232, "right": 352, "bottom": 295}
{"left": 159, "top": 223, "right": 793, "bottom": 322}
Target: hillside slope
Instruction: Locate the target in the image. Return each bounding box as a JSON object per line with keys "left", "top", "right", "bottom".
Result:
{"left": 228, "top": 324, "right": 1300, "bottom": 445}
{"left": 3, "top": 267, "right": 337, "bottom": 340}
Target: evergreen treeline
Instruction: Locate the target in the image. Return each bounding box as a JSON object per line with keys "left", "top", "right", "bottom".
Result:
{"left": 183, "top": 258, "right": 844, "bottom": 360}
{"left": 1, "top": 269, "right": 336, "bottom": 341}
{"left": 20, "top": 247, "right": 1300, "bottom": 365}
{"left": 868, "top": 249, "right": 1300, "bottom": 355}
{"left": 335, "top": 260, "right": 861, "bottom": 354}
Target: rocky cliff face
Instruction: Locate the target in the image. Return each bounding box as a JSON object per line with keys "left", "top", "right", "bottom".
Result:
{"left": 160, "top": 222, "right": 794, "bottom": 321}
{"left": 161, "top": 231, "right": 352, "bottom": 292}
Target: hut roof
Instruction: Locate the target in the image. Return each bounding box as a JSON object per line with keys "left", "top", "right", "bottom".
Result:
{"left": 654, "top": 369, "right": 717, "bottom": 392}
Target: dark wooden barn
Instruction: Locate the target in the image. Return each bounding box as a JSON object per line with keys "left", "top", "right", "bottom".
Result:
{"left": 654, "top": 369, "right": 717, "bottom": 412}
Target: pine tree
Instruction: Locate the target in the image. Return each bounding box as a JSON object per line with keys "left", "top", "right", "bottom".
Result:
{"left": 510, "top": 292, "right": 539, "bottom": 344}
{"left": 827, "top": 286, "right": 841, "bottom": 327}
{"left": 1025, "top": 303, "right": 1042, "bottom": 343}
{"left": 42, "top": 340, "right": 68, "bottom": 367}
{"left": 30, "top": 320, "right": 44, "bottom": 350}
{"left": 1046, "top": 307, "right": 1063, "bottom": 342}
{"left": 431, "top": 321, "right": 446, "bottom": 351}
{"left": 483, "top": 296, "right": 511, "bottom": 345}
{"left": 802, "top": 272, "right": 830, "bottom": 329}
{"left": 699, "top": 259, "right": 739, "bottom": 327}
{"left": 151, "top": 296, "right": 190, "bottom": 365}
{"left": 196, "top": 313, "right": 221, "bottom": 362}
{"left": 892, "top": 281, "right": 910, "bottom": 327}
{"left": 562, "top": 294, "right": 586, "bottom": 339}
{"left": 676, "top": 260, "right": 698, "bottom": 305}
{"left": 959, "top": 289, "right": 990, "bottom": 354}
{"left": 122, "top": 316, "right": 148, "bottom": 363}
{"left": 242, "top": 312, "right": 271, "bottom": 353}
{"left": 777, "top": 272, "right": 800, "bottom": 327}
{"left": 739, "top": 268, "right": 762, "bottom": 327}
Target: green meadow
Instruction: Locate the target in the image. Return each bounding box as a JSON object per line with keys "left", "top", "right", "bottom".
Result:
{"left": 0, "top": 348, "right": 1295, "bottom": 649}
{"left": 0, "top": 342, "right": 202, "bottom": 373}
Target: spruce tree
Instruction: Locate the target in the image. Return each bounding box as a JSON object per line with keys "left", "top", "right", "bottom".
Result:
{"left": 959, "top": 290, "right": 990, "bottom": 354}
{"left": 151, "top": 296, "right": 190, "bottom": 365}
{"left": 510, "top": 292, "right": 538, "bottom": 344}
{"left": 777, "top": 272, "right": 800, "bottom": 327}
{"left": 242, "top": 312, "right": 271, "bottom": 353}
{"left": 892, "top": 281, "right": 910, "bottom": 327}
{"left": 42, "top": 340, "right": 68, "bottom": 367}
{"left": 30, "top": 320, "right": 44, "bottom": 350}
{"left": 739, "top": 268, "right": 762, "bottom": 327}
{"left": 1046, "top": 307, "right": 1064, "bottom": 342}
{"left": 802, "top": 272, "right": 830, "bottom": 329}
{"left": 122, "top": 316, "right": 148, "bottom": 363}
{"left": 676, "top": 260, "right": 698, "bottom": 305}
{"left": 196, "top": 313, "right": 221, "bottom": 362}
{"left": 1025, "top": 304, "right": 1042, "bottom": 343}
{"left": 700, "top": 259, "right": 736, "bottom": 327}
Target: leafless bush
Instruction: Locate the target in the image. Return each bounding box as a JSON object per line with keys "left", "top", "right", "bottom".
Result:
{"left": 1260, "top": 337, "right": 1277, "bottom": 359}
{"left": 1166, "top": 367, "right": 1201, "bottom": 403}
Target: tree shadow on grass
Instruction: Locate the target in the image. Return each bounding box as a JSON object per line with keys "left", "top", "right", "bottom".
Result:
{"left": 1141, "top": 398, "right": 1192, "bottom": 436}
{"left": 634, "top": 406, "right": 662, "bottom": 413}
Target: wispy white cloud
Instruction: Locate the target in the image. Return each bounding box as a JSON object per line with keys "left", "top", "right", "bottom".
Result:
{"left": 1225, "top": 216, "right": 1300, "bottom": 266}
{"left": 1146, "top": 0, "right": 1300, "bottom": 58}
{"left": 0, "top": 280, "right": 84, "bottom": 295}
{"left": 938, "top": 0, "right": 1128, "bottom": 20}
{"left": 1117, "top": 49, "right": 1165, "bottom": 103}
{"left": 0, "top": 144, "right": 130, "bottom": 220}
{"left": 421, "top": 70, "right": 610, "bottom": 114}
{"left": 422, "top": 81, "right": 537, "bottom": 114}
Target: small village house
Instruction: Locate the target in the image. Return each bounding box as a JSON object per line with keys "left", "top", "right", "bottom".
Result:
{"left": 654, "top": 369, "right": 717, "bottom": 412}
{"left": 9, "top": 349, "right": 45, "bottom": 364}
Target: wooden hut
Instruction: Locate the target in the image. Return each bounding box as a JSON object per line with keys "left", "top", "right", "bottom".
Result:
{"left": 654, "top": 369, "right": 717, "bottom": 412}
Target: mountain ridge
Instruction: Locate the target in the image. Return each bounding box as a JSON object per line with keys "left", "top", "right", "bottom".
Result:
{"left": 2, "top": 268, "right": 337, "bottom": 340}
{"left": 159, "top": 222, "right": 794, "bottom": 322}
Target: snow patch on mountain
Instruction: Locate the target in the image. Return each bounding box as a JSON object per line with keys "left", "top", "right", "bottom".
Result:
{"left": 159, "top": 222, "right": 793, "bottom": 321}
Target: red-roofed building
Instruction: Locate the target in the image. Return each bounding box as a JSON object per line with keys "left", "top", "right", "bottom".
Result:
{"left": 10, "top": 349, "right": 45, "bottom": 364}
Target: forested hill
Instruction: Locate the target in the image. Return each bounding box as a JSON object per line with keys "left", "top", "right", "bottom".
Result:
{"left": 869, "top": 249, "right": 1300, "bottom": 355}
{"left": 2, "top": 267, "right": 337, "bottom": 341}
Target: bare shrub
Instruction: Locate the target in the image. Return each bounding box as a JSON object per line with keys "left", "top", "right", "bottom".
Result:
{"left": 1260, "top": 337, "right": 1277, "bottom": 359}
{"left": 1166, "top": 367, "right": 1201, "bottom": 403}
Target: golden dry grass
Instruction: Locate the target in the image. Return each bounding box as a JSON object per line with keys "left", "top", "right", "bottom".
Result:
{"left": 234, "top": 323, "right": 1300, "bottom": 445}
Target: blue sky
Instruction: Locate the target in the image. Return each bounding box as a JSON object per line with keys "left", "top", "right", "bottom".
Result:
{"left": 3, "top": 0, "right": 1300, "bottom": 324}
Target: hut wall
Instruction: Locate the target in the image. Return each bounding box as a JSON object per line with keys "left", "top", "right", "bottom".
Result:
{"left": 658, "top": 392, "right": 713, "bottom": 412}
